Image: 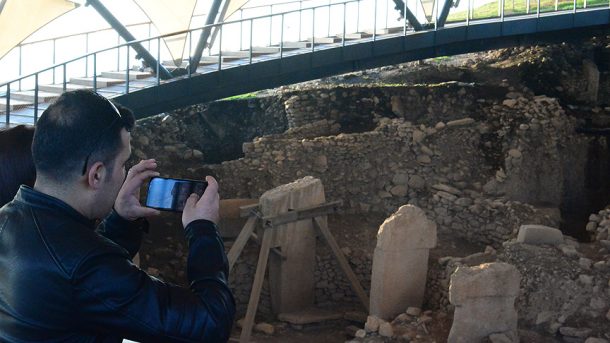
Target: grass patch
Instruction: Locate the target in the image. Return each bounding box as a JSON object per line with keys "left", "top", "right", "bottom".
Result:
{"left": 221, "top": 92, "right": 259, "bottom": 101}
{"left": 447, "top": 0, "right": 609, "bottom": 22}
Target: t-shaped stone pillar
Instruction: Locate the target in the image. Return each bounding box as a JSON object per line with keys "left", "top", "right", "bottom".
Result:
{"left": 370, "top": 205, "right": 437, "bottom": 320}
{"left": 260, "top": 176, "right": 324, "bottom": 314}
{"left": 448, "top": 262, "right": 521, "bottom": 343}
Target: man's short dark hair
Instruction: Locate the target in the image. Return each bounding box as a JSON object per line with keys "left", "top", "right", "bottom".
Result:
{"left": 32, "top": 90, "right": 135, "bottom": 182}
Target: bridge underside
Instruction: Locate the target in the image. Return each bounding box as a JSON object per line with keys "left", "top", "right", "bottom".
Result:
{"left": 114, "top": 11, "right": 610, "bottom": 119}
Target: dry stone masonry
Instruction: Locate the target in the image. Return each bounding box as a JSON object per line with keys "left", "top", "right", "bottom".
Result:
{"left": 131, "top": 37, "right": 610, "bottom": 342}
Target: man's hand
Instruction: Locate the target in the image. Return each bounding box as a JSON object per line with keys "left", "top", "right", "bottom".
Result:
{"left": 182, "top": 176, "right": 220, "bottom": 227}
{"left": 115, "top": 159, "right": 161, "bottom": 221}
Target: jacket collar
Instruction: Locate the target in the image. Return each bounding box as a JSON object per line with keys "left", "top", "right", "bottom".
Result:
{"left": 14, "top": 185, "right": 97, "bottom": 229}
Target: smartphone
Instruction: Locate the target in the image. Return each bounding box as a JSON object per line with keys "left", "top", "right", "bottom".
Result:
{"left": 146, "top": 177, "right": 208, "bottom": 212}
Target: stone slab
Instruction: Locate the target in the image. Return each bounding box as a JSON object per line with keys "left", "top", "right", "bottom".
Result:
{"left": 260, "top": 176, "right": 323, "bottom": 314}
{"left": 516, "top": 224, "right": 564, "bottom": 246}
{"left": 376, "top": 205, "right": 437, "bottom": 250}
{"left": 449, "top": 263, "right": 521, "bottom": 305}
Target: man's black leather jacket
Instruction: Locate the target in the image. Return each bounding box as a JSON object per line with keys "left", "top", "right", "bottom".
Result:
{"left": 0, "top": 186, "right": 235, "bottom": 342}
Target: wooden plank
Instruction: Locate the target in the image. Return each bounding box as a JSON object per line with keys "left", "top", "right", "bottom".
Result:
{"left": 239, "top": 203, "right": 260, "bottom": 218}
{"left": 227, "top": 216, "right": 257, "bottom": 272}
{"left": 250, "top": 232, "right": 286, "bottom": 260}
{"left": 263, "top": 200, "right": 343, "bottom": 227}
{"left": 313, "top": 216, "right": 370, "bottom": 312}
{"left": 239, "top": 228, "right": 273, "bottom": 343}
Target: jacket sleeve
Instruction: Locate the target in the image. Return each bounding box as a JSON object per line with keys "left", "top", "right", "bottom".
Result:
{"left": 73, "top": 219, "right": 236, "bottom": 342}
{"left": 96, "top": 209, "right": 148, "bottom": 258}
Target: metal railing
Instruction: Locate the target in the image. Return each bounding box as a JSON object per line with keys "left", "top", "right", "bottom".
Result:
{"left": 4, "top": 21, "right": 154, "bottom": 91}
{"left": 1, "top": 0, "right": 609, "bottom": 126}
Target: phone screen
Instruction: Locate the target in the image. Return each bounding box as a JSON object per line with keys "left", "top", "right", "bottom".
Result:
{"left": 146, "top": 177, "right": 208, "bottom": 212}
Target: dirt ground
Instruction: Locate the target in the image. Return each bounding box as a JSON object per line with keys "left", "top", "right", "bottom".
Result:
{"left": 139, "top": 207, "right": 486, "bottom": 343}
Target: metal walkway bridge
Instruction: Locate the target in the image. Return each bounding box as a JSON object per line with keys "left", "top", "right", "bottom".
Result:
{"left": 1, "top": 0, "right": 609, "bottom": 126}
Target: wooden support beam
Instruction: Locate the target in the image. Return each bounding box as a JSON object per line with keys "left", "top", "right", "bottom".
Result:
{"left": 239, "top": 228, "right": 273, "bottom": 343}
{"left": 227, "top": 216, "right": 257, "bottom": 272}
{"left": 263, "top": 201, "right": 342, "bottom": 227}
{"left": 313, "top": 216, "right": 370, "bottom": 312}
{"left": 239, "top": 203, "right": 260, "bottom": 218}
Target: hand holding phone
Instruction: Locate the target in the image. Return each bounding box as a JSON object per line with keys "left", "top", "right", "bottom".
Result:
{"left": 146, "top": 177, "right": 208, "bottom": 212}
{"left": 182, "top": 176, "right": 220, "bottom": 226}
{"left": 115, "top": 159, "right": 161, "bottom": 220}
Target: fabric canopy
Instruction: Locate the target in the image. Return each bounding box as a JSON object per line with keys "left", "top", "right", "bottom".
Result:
{"left": 222, "top": 0, "right": 250, "bottom": 21}
{"left": 134, "top": 0, "right": 197, "bottom": 66}
{"left": 0, "top": 0, "right": 77, "bottom": 60}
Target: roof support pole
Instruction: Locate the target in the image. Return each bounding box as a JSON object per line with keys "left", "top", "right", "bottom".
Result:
{"left": 189, "top": 0, "right": 224, "bottom": 74}
{"left": 436, "top": 0, "right": 455, "bottom": 28}
{"left": 391, "top": 0, "right": 424, "bottom": 31}
{"left": 207, "top": 0, "right": 233, "bottom": 54}
{"left": 86, "top": 0, "right": 173, "bottom": 80}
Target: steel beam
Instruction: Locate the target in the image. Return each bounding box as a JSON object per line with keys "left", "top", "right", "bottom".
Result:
{"left": 86, "top": 0, "right": 173, "bottom": 80}
{"left": 189, "top": 0, "right": 223, "bottom": 74}
{"left": 391, "top": 0, "right": 425, "bottom": 31}
{"left": 436, "top": 0, "right": 455, "bottom": 28}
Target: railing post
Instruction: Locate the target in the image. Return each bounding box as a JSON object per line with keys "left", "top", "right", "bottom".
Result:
{"left": 126, "top": 46, "right": 130, "bottom": 94}
{"left": 573, "top": 0, "right": 577, "bottom": 12}
{"left": 270, "top": 5, "right": 273, "bottom": 46}
{"left": 85, "top": 33, "right": 89, "bottom": 78}
{"left": 52, "top": 39, "right": 56, "bottom": 84}
{"left": 18, "top": 45, "right": 22, "bottom": 91}
{"left": 467, "top": 0, "right": 471, "bottom": 23}
{"left": 148, "top": 23, "right": 152, "bottom": 51}
{"left": 188, "top": 32, "right": 193, "bottom": 78}
{"left": 356, "top": 0, "right": 360, "bottom": 33}
{"left": 403, "top": 0, "right": 407, "bottom": 34}
{"left": 584, "top": 0, "right": 588, "bottom": 8}
{"left": 434, "top": 0, "right": 440, "bottom": 31}
{"left": 312, "top": 8, "right": 316, "bottom": 52}
{"left": 250, "top": 19, "right": 254, "bottom": 64}
{"left": 93, "top": 53, "right": 97, "bottom": 92}
{"left": 218, "top": 26, "right": 223, "bottom": 71}
{"left": 327, "top": 0, "right": 331, "bottom": 38}
{"left": 299, "top": 1, "right": 302, "bottom": 41}
{"left": 555, "top": 0, "right": 558, "bottom": 11}
{"left": 526, "top": 0, "right": 530, "bottom": 14}
{"left": 117, "top": 34, "right": 121, "bottom": 71}
{"left": 5, "top": 83, "right": 10, "bottom": 126}
{"left": 240, "top": 9, "right": 243, "bottom": 50}
{"left": 374, "top": 0, "right": 378, "bottom": 40}
{"left": 537, "top": 0, "right": 541, "bottom": 17}
{"left": 34, "top": 75, "right": 39, "bottom": 122}
{"left": 343, "top": 3, "right": 347, "bottom": 46}
{"left": 385, "top": 0, "right": 389, "bottom": 30}
{"left": 501, "top": 0, "right": 505, "bottom": 20}
{"left": 63, "top": 63, "right": 67, "bottom": 92}
{"left": 157, "top": 37, "right": 161, "bottom": 87}
{"left": 280, "top": 14, "right": 285, "bottom": 58}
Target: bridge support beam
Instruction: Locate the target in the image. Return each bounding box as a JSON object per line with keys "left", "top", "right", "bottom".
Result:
{"left": 189, "top": 0, "right": 223, "bottom": 74}
{"left": 391, "top": 0, "right": 425, "bottom": 31}
{"left": 86, "top": 0, "right": 173, "bottom": 80}
{"left": 436, "top": 0, "right": 455, "bottom": 28}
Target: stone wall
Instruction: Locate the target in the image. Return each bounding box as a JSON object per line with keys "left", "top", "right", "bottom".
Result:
{"left": 133, "top": 82, "right": 598, "bottom": 317}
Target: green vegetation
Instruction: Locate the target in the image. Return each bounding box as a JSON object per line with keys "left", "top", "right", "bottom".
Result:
{"left": 447, "top": 0, "right": 609, "bottom": 22}
{"left": 433, "top": 56, "right": 451, "bottom": 62}
{"left": 221, "top": 92, "right": 259, "bottom": 101}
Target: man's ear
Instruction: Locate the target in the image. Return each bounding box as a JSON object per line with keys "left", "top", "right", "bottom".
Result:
{"left": 86, "top": 161, "right": 106, "bottom": 189}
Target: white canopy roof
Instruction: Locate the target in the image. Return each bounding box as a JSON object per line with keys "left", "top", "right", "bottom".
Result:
{"left": 0, "top": 0, "right": 78, "bottom": 60}
{"left": 134, "top": 0, "right": 198, "bottom": 66}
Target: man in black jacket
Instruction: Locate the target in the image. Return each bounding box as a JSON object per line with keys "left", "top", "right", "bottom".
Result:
{"left": 0, "top": 90, "right": 235, "bottom": 342}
